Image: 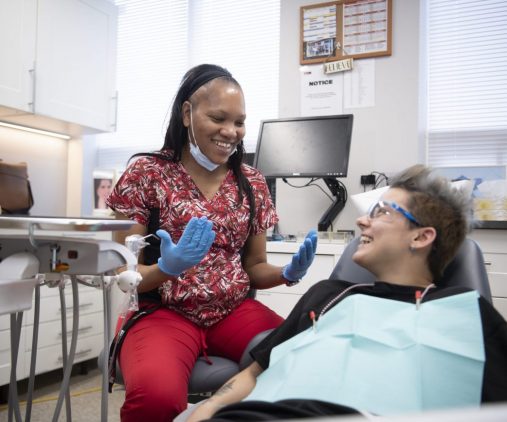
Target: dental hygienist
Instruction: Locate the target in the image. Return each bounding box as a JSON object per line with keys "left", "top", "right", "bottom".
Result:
{"left": 106, "top": 64, "right": 318, "bottom": 422}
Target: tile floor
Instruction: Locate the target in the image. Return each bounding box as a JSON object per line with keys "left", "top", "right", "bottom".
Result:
{"left": 0, "top": 360, "right": 123, "bottom": 422}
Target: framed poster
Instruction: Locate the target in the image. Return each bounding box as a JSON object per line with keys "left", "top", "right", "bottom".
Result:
{"left": 92, "top": 169, "right": 115, "bottom": 216}
{"left": 301, "top": 0, "right": 392, "bottom": 64}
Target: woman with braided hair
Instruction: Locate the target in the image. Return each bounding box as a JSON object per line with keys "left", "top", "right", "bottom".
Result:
{"left": 107, "top": 64, "right": 318, "bottom": 421}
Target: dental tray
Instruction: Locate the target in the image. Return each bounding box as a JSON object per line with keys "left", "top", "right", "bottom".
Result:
{"left": 0, "top": 216, "right": 136, "bottom": 232}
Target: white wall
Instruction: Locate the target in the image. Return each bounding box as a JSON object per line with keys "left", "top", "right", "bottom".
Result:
{"left": 275, "top": 0, "right": 422, "bottom": 236}
{"left": 0, "top": 127, "right": 82, "bottom": 216}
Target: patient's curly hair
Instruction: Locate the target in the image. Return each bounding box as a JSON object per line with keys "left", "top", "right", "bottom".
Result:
{"left": 389, "top": 164, "right": 472, "bottom": 282}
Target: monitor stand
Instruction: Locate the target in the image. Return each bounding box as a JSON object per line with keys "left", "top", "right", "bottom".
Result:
{"left": 317, "top": 177, "right": 347, "bottom": 232}
{"left": 266, "top": 178, "right": 283, "bottom": 240}
{"left": 266, "top": 177, "right": 277, "bottom": 205}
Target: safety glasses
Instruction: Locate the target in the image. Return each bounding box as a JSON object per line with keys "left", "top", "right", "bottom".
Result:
{"left": 367, "top": 200, "right": 422, "bottom": 226}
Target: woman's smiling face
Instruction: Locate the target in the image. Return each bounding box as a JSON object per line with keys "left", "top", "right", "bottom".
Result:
{"left": 183, "top": 78, "right": 246, "bottom": 167}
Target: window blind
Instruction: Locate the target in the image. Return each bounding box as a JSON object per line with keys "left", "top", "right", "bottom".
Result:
{"left": 94, "top": 0, "right": 280, "bottom": 170}
{"left": 190, "top": 0, "right": 280, "bottom": 153}
{"left": 426, "top": 0, "right": 507, "bottom": 167}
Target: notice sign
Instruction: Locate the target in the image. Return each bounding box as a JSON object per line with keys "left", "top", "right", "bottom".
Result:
{"left": 300, "top": 65, "right": 344, "bottom": 116}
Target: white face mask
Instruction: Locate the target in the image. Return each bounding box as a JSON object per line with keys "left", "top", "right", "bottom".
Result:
{"left": 188, "top": 104, "right": 237, "bottom": 171}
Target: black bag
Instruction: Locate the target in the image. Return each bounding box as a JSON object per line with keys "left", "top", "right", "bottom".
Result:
{"left": 0, "top": 160, "right": 34, "bottom": 214}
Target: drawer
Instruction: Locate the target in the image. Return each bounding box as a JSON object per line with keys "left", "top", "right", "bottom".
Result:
{"left": 25, "top": 289, "right": 103, "bottom": 324}
{"left": 39, "top": 280, "right": 102, "bottom": 298}
{"left": 24, "top": 312, "right": 104, "bottom": 351}
{"left": 267, "top": 253, "right": 336, "bottom": 295}
{"left": 470, "top": 232, "right": 506, "bottom": 254}
{"left": 0, "top": 314, "right": 9, "bottom": 331}
{"left": 482, "top": 253, "right": 507, "bottom": 273}
{"left": 489, "top": 273, "right": 507, "bottom": 298}
{"left": 492, "top": 297, "right": 507, "bottom": 322}
{"left": 27, "top": 333, "right": 104, "bottom": 376}
{"left": 256, "top": 291, "right": 302, "bottom": 319}
{"left": 0, "top": 329, "right": 26, "bottom": 386}
{"left": 0, "top": 359, "right": 25, "bottom": 387}
{"left": 1, "top": 304, "right": 47, "bottom": 331}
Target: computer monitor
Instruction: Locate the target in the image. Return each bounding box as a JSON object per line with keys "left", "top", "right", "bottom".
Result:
{"left": 253, "top": 114, "right": 354, "bottom": 232}
{"left": 253, "top": 114, "right": 353, "bottom": 178}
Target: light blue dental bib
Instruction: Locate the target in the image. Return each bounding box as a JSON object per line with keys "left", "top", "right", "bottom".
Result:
{"left": 245, "top": 291, "right": 485, "bottom": 415}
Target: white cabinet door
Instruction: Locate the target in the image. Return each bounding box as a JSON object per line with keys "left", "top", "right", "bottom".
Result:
{"left": 256, "top": 291, "right": 301, "bottom": 319}
{"left": 261, "top": 242, "right": 344, "bottom": 318}
{"left": 492, "top": 297, "right": 507, "bottom": 322}
{"left": 0, "top": 324, "right": 26, "bottom": 386}
{"left": 470, "top": 231, "right": 507, "bottom": 321}
{"left": 35, "top": 0, "right": 118, "bottom": 132}
{"left": 267, "top": 252, "right": 336, "bottom": 295}
{"left": 0, "top": 0, "right": 36, "bottom": 112}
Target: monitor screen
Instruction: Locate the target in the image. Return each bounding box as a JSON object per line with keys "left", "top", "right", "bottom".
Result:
{"left": 253, "top": 114, "right": 353, "bottom": 178}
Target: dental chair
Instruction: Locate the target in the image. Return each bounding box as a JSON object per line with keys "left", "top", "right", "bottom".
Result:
{"left": 330, "top": 237, "right": 492, "bottom": 302}
{"left": 174, "top": 235, "right": 493, "bottom": 421}
{"left": 189, "top": 236, "right": 492, "bottom": 392}
{"left": 186, "top": 236, "right": 491, "bottom": 392}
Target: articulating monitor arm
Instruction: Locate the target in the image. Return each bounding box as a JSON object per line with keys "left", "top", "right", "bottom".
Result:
{"left": 317, "top": 177, "right": 347, "bottom": 232}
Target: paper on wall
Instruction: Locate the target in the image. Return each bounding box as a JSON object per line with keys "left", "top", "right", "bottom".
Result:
{"left": 300, "top": 65, "right": 344, "bottom": 116}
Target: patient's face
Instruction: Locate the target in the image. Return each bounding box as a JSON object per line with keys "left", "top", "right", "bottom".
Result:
{"left": 353, "top": 188, "right": 417, "bottom": 276}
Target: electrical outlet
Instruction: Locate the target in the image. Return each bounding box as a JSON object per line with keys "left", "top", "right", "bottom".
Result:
{"left": 360, "top": 174, "right": 376, "bottom": 185}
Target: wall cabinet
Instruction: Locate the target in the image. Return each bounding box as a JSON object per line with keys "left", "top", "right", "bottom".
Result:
{"left": 0, "top": 0, "right": 117, "bottom": 133}
{"left": 0, "top": 0, "right": 36, "bottom": 113}
{"left": 259, "top": 242, "right": 345, "bottom": 318}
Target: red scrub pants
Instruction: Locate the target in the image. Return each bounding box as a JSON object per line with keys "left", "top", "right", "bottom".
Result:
{"left": 118, "top": 298, "right": 283, "bottom": 422}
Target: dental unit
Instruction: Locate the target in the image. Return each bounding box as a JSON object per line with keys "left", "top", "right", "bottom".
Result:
{"left": 0, "top": 216, "right": 145, "bottom": 422}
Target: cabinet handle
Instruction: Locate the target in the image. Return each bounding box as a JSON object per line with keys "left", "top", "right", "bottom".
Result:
{"left": 57, "top": 325, "right": 93, "bottom": 337}
{"left": 28, "top": 64, "right": 36, "bottom": 112}
{"left": 484, "top": 262, "right": 492, "bottom": 266}
{"left": 111, "top": 90, "right": 119, "bottom": 130}
{"left": 58, "top": 302, "right": 93, "bottom": 312}
{"left": 57, "top": 348, "right": 93, "bottom": 362}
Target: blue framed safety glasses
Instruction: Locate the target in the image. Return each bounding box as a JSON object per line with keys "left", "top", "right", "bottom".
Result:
{"left": 368, "top": 200, "right": 422, "bottom": 226}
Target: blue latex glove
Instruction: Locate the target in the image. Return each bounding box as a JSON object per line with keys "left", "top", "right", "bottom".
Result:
{"left": 282, "top": 229, "right": 318, "bottom": 282}
{"left": 157, "top": 216, "right": 215, "bottom": 276}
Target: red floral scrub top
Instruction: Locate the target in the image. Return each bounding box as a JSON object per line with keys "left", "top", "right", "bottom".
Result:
{"left": 106, "top": 152, "right": 278, "bottom": 327}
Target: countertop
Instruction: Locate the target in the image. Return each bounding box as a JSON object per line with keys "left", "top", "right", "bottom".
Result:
{"left": 474, "top": 220, "right": 507, "bottom": 230}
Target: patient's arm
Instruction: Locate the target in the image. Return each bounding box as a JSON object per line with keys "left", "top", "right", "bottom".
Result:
{"left": 186, "top": 362, "right": 264, "bottom": 422}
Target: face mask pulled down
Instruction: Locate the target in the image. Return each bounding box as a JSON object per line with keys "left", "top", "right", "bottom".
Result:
{"left": 188, "top": 105, "right": 237, "bottom": 172}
